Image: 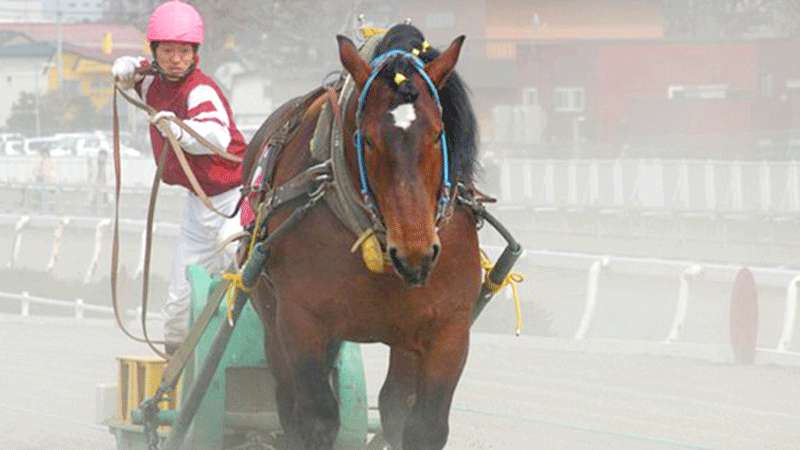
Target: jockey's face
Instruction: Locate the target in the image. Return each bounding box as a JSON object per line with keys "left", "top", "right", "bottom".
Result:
{"left": 154, "top": 41, "right": 195, "bottom": 79}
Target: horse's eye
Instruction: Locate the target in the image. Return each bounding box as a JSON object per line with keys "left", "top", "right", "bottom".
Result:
{"left": 364, "top": 136, "right": 375, "bottom": 150}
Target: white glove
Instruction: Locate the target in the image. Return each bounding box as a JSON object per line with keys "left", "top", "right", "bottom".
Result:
{"left": 111, "top": 56, "right": 145, "bottom": 89}
{"left": 150, "top": 111, "right": 183, "bottom": 141}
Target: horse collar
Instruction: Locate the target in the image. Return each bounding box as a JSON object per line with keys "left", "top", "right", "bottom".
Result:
{"left": 353, "top": 49, "right": 452, "bottom": 229}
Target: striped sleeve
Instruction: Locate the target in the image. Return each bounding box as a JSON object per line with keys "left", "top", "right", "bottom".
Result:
{"left": 180, "top": 84, "right": 232, "bottom": 155}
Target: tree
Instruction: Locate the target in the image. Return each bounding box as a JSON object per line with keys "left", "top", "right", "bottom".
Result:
{"left": 6, "top": 92, "right": 37, "bottom": 135}
{"left": 190, "top": 0, "right": 358, "bottom": 78}
{"left": 6, "top": 89, "right": 106, "bottom": 136}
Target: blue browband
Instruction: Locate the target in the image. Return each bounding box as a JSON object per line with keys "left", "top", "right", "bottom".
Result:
{"left": 354, "top": 49, "right": 452, "bottom": 225}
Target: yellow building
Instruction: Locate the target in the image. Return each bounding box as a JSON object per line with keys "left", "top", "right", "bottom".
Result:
{"left": 0, "top": 22, "right": 147, "bottom": 110}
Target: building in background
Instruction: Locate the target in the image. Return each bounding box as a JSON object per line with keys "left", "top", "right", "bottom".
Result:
{"left": 0, "top": 32, "right": 53, "bottom": 128}
{"left": 0, "top": 22, "right": 146, "bottom": 123}
{"left": 41, "top": 0, "right": 106, "bottom": 23}
{"left": 0, "top": 0, "right": 108, "bottom": 23}
{"left": 367, "top": 0, "right": 800, "bottom": 159}
{"left": 0, "top": 1, "right": 46, "bottom": 22}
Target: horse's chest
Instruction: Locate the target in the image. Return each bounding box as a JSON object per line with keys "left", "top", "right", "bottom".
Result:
{"left": 344, "top": 294, "right": 449, "bottom": 344}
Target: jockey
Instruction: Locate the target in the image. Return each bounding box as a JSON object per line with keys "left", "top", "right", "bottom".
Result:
{"left": 111, "top": 0, "right": 246, "bottom": 355}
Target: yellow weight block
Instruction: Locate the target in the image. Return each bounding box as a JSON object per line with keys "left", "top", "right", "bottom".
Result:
{"left": 116, "top": 355, "right": 181, "bottom": 423}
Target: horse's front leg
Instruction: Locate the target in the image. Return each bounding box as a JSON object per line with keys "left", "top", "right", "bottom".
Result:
{"left": 378, "top": 348, "right": 420, "bottom": 449}
{"left": 248, "top": 278, "right": 299, "bottom": 444}
{"left": 403, "top": 320, "right": 470, "bottom": 450}
{"left": 277, "top": 303, "right": 340, "bottom": 450}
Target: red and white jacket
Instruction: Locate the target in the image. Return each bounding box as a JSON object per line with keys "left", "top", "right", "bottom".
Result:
{"left": 135, "top": 68, "right": 246, "bottom": 196}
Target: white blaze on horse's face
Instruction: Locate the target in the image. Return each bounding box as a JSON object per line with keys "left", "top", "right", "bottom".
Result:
{"left": 389, "top": 103, "right": 416, "bottom": 130}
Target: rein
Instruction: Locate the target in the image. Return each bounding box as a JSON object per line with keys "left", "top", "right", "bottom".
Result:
{"left": 111, "top": 70, "right": 245, "bottom": 358}
{"left": 354, "top": 49, "right": 453, "bottom": 230}
{"left": 111, "top": 74, "right": 341, "bottom": 357}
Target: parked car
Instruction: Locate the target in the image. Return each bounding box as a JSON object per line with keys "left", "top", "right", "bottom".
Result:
{"left": 75, "top": 135, "right": 141, "bottom": 157}
{"left": 23, "top": 136, "right": 72, "bottom": 157}
{"left": 52, "top": 131, "right": 142, "bottom": 157}
{"left": 0, "top": 132, "right": 23, "bottom": 156}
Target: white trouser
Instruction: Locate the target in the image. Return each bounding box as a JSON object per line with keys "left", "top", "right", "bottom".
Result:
{"left": 163, "top": 187, "right": 241, "bottom": 345}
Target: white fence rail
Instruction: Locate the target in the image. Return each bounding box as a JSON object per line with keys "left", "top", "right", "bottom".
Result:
{"left": 1, "top": 213, "right": 179, "bottom": 278}
{"left": 0, "top": 290, "right": 161, "bottom": 321}
{"left": 4, "top": 157, "right": 800, "bottom": 215}
{"left": 491, "top": 158, "right": 800, "bottom": 214}
{"left": 484, "top": 246, "right": 800, "bottom": 365}
{"left": 0, "top": 156, "right": 154, "bottom": 187}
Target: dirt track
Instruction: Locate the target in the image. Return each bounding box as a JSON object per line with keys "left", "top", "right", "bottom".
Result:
{"left": 0, "top": 315, "right": 798, "bottom": 450}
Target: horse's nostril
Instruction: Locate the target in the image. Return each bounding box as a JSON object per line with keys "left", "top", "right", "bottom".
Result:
{"left": 389, "top": 247, "right": 399, "bottom": 261}
{"left": 431, "top": 243, "right": 441, "bottom": 262}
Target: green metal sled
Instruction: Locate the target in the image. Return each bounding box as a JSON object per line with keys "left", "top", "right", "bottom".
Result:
{"left": 108, "top": 264, "right": 372, "bottom": 450}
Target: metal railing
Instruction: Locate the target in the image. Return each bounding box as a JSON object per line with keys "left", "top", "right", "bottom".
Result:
{"left": 0, "top": 290, "right": 161, "bottom": 321}
{"left": 483, "top": 245, "right": 800, "bottom": 365}
{"left": 0, "top": 155, "right": 153, "bottom": 187}
{"left": 2, "top": 213, "right": 179, "bottom": 279}
{"left": 486, "top": 158, "right": 800, "bottom": 215}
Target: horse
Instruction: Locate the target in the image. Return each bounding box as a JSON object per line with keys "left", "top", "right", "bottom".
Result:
{"left": 246, "top": 24, "right": 482, "bottom": 450}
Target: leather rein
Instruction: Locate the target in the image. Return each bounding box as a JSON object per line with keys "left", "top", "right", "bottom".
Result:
{"left": 111, "top": 67, "right": 342, "bottom": 358}
{"left": 111, "top": 67, "right": 246, "bottom": 358}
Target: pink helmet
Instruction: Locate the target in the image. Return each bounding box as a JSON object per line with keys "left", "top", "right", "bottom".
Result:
{"left": 147, "top": 0, "right": 204, "bottom": 45}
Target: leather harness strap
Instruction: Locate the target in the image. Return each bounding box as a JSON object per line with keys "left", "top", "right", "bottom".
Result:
{"left": 241, "top": 87, "right": 328, "bottom": 190}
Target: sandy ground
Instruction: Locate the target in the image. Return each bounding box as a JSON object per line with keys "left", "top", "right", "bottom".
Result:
{"left": 0, "top": 209, "right": 799, "bottom": 449}
{"left": 0, "top": 315, "right": 798, "bottom": 450}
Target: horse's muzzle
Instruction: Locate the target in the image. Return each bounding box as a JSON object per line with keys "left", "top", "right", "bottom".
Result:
{"left": 388, "top": 243, "right": 441, "bottom": 287}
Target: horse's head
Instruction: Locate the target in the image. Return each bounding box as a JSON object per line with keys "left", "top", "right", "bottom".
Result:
{"left": 337, "top": 34, "right": 465, "bottom": 287}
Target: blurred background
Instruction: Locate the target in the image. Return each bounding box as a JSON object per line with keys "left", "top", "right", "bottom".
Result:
{"left": 1, "top": 0, "right": 799, "bottom": 347}
{"left": 0, "top": 1, "right": 799, "bottom": 449}
{"left": 0, "top": 0, "right": 798, "bottom": 350}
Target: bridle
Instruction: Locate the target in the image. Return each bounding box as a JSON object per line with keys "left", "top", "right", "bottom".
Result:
{"left": 353, "top": 49, "right": 453, "bottom": 231}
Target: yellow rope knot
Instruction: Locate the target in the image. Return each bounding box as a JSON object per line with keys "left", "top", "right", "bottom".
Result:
{"left": 222, "top": 272, "right": 251, "bottom": 326}
{"left": 480, "top": 249, "right": 525, "bottom": 336}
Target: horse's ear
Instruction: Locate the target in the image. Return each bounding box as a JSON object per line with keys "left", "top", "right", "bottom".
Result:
{"left": 424, "top": 35, "right": 465, "bottom": 89}
{"left": 337, "top": 35, "right": 371, "bottom": 89}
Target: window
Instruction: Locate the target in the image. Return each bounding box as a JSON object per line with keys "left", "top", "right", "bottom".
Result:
{"left": 554, "top": 87, "right": 585, "bottom": 112}
{"left": 425, "top": 12, "right": 455, "bottom": 29}
{"left": 486, "top": 41, "right": 516, "bottom": 60}
{"left": 522, "top": 88, "right": 538, "bottom": 106}
{"left": 761, "top": 74, "right": 773, "bottom": 98}
{"left": 667, "top": 84, "right": 728, "bottom": 100}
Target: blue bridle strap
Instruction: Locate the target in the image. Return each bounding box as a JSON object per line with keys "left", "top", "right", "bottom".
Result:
{"left": 354, "top": 49, "right": 452, "bottom": 224}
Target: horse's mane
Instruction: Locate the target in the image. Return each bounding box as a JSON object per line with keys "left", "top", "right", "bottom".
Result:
{"left": 373, "top": 24, "right": 480, "bottom": 186}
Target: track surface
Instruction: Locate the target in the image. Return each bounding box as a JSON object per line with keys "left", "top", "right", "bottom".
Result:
{"left": 0, "top": 315, "right": 798, "bottom": 450}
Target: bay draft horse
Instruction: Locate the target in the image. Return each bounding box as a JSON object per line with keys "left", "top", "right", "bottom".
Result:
{"left": 248, "top": 24, "right": 482, "bottom": 450}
